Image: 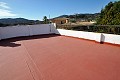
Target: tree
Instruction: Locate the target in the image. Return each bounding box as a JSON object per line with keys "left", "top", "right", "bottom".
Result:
{"left": 97, "top": 1, "right": 120, "bottom": 25}
{"left": 43, "top": 16, "right": 49, "bottom": 24}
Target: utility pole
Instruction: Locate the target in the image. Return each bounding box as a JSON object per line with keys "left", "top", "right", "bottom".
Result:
{"left": 49, "top": 15, "right": 51, "bottom": 32}
{"left": 74, "top": 13, "right": 77, "bottom": 22}
{"left": 49, "top": 15, "right": 50, "bottom": 24}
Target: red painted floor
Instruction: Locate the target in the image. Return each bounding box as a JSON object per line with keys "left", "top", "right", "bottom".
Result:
{"left": 0, "top": 34, "right": 120, "bottom": 80}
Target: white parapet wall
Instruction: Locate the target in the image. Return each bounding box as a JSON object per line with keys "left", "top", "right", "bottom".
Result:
{"left": 55, "top": 29, "right": 101, "bottom": 42}
{"left": 0, "top": 24, "right": 120, "bottom": 45}
{"left": 101, "top": 33, "right": 120, "bottom": 45}
{"left": 0, "top": 24, "right": 56, "bottom": 40}
{"left": 55, "top": 29, "right": 120, "bottom": 45}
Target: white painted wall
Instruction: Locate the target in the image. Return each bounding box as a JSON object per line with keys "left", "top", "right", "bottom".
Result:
{"left": 0, "top": 24, "right": 56, "bottom": 40}
{"left": 55, "top": 29, "right": 101, "bottom": 42}
{"left": 101, "top": 33, "right": 120, "bottom": 44}
{"left": 55, "top": 29, "right": 120, "bottom": 45}
{"left": 0, "top": 24, "right": 120, "bottom": 45}
{"left": 0, "top": 27, "right": 2, "bottom": 40}
{"left": 0, "top": 26, "right": 29, "bottom": 39}
{"left": 29, "top": 24, "right": 50, "bottom": 35}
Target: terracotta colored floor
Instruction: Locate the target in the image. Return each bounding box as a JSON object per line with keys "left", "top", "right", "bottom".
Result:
{"left": 0, "top": 34, "right": 120, "bottom": 80}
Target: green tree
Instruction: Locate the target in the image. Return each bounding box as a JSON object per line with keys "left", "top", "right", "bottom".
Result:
{"left": 43, "top": 16, "right": 48, "bottom": 24}
{"left": 97, "top": 1, "right": 120, "bottom": 25}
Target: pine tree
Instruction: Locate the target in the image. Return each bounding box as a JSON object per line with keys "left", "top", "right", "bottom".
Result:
{"left": 97, "top": 1, "right": 120, "bottom": 25}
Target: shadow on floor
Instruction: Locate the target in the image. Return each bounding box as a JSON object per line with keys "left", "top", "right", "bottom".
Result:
{"left": 0, "top": 41, "right": 21, "bottom": 47}
{"left": 0, "top": 34, "right": 60, "bottom": 47}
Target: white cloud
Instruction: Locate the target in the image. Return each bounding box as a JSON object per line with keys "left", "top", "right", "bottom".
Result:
{"left": 0, "top": 2, "right": 17, "bottom": 18}
{"left": 0, "top": 9, "right": 17, "bottom": 17}
{"left": 0, "top": 2, "right": 10, "bottom": 9}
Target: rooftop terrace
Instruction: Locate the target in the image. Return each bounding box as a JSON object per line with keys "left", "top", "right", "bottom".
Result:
{"left": 0, "top": 34, "right": 120, "bottom": 80}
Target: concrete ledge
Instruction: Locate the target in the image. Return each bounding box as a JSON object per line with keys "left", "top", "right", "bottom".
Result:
{"left": 0, "top": 24, "right": 56, "bottom": 40}
{"left": 55, "top": 29, "right": 120, "bottom": 46}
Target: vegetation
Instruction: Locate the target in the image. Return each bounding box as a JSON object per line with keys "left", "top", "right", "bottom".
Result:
{"left": 57, "top": 24, "right": 120, "bottom": 35}
{"left": 43, "top": 16, "right": 49, "bottom": 24}
{"left": 56, "top": 1, "right": 120, "bottom": 35}
{"left": 97, "top": 1, "right": 120, "bottom": 25}
{"left": 54, "top": 13, "right": 100, "bottom": 22}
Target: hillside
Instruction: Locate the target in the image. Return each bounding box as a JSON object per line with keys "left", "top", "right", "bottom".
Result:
{"left": 0, "top": 18, "right": 41, "bottom": 27}
{"left": 54, "top": 13, "right": 100, "bottom": 21}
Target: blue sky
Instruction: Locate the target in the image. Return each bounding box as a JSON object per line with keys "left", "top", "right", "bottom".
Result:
{"left": 0, "top": 0, "right": 117, "bottom": 20}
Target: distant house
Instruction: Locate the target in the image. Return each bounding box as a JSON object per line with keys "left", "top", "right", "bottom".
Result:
{"left": 51, "top": 18, "right": 69, "bottom": 24}
{"left": 76, "top": 18, "right": 88, "bottom": 22}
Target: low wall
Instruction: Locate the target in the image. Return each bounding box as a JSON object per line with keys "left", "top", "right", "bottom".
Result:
{"left": 0, "top": 25, "right": 120, "bottom": 45}
{"left": 101, "top": 33, "right": 120, "bottom": 44}
{"left": 0, "top": 24, "right": 56, "bottom": 40}
{"left": 55, "top": 29, "right": 120, "bottom": 45}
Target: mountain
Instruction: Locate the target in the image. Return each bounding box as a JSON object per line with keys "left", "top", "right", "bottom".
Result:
{"left": 54, "top": 13, "right": 100, "bottom": 21}
{"left": 54, "top": 15, "right": 69, "bottom": 19}
{"left": 0, "top": 18, "right": 42, "bottom": 27}
{"left": 0, "top": 18, "right": 34, "bottom": 24}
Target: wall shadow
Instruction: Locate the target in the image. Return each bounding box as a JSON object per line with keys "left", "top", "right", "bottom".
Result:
{"left": 0, "top": 34, "right": 60, "bottom": 47}
{"left": 0, "top": 40, "right": 21, "bottom": 47}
